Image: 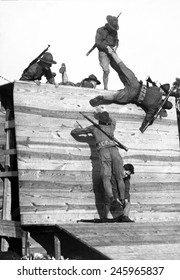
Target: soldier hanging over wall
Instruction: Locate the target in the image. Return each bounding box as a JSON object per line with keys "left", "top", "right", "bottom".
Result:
{"left": 89, "top": 47, "right": 176, "bottom": 132}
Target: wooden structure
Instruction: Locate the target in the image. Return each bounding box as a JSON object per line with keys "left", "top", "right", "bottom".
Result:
{"left": 0, "top": 80, "right": 180, "bottom": 259}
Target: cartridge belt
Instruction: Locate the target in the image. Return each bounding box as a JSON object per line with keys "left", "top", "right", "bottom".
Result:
{"left": 137, "top": 84, "right": 147, "bottom": 104}
{"left": 97, "top": 140, "right": 116, "bottom": 150}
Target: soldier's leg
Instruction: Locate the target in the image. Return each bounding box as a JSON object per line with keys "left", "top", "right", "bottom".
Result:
{"left": 90, "top": 50, "right": 139, "bottom": 107}
{"left": 107, "top": 47, "right": 139, "bottom": 88}
{"left": 112, "top": 148, "right": 125, "bottom": 201}
{"left": 99, "top": 51, "right": 110, "bottom": 90}
{"left": 99, "top": 149, "right": 114, "bottom": 219}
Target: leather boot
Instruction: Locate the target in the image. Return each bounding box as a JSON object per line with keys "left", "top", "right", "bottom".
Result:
{"left": 89, "top": 95, "right": 104, "bottom": 107}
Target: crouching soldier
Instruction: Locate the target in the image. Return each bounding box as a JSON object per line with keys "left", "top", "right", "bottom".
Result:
{"left": 20, "top": 52, "right": 57, "bottom": 85}
{"left": 111, "top": 163, "right": 135, "bottom": 222}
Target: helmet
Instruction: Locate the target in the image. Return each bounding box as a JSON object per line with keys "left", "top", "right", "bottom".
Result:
{"left": 40, "top": 52, "right": 57, "bottom": 64}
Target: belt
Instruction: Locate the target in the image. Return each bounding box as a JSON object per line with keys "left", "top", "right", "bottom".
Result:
{"left": 97, "top": 140, "right": 116, "bottom": 150}
{"left": 137, "top": 84, "right": 147, "bottom": 104}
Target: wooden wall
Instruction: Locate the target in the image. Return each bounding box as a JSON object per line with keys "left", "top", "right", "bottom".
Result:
{"left": 13, "top": 81, "right": 180, "bottom": 225}
{"left": 0, "top": 109, "right": 6, "bottom": 216}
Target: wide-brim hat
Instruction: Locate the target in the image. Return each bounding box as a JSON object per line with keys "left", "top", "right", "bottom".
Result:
{"left": 84, "top": 74, "right": 101, "bottom": 85}
{"left": 124, "top": 163, "right": 135, "bottom": 174}
{"left": 96, "top": 111, "right": 111, "bottom": 124}
{"left": 40, "top": 52, "right": 57, "bottom": 64}
{"left": 106, "top": 15, "right": 119, "bottom": 31}
{"left": 160, "top": 83, "right": 170, "bottom": 94}
{"left": 162, "top": 100, "right": 173, "bottom": 110}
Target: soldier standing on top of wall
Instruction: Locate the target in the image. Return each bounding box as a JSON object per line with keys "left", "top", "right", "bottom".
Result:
{"left": 95, "top": 15, "right": 119, "bottom": 90}
{"left": 71, "top": 111, "right": 126, "bottom": 222}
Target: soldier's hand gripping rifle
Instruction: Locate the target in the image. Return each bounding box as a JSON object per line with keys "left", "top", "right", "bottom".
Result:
{"left": 86, "top": 12, "right": 122, "bottom": 56}
{"left": 20, "top": 44, "right": 50, "bottom": 77}
{"left": 79, "top": 112, "right": 128, "bottom": 151}
{"left": 140, "top": 85, "right": 176, "bottom": 133}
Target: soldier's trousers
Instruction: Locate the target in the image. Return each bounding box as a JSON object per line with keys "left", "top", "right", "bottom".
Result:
{"left": 98, "top": 146, "right": 125, "bottom": 207}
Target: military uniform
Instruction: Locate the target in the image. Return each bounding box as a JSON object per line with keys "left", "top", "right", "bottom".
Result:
{"left": 71, "top": 112, "right": 125, "bottom": 219}
{"left": 90, "top": 50, "right": 172, "bottom": 131}
{"left": 20, "top": 52, "right": 56, "bottom": 84}
{"left": 95, "top": 15, "right": 119, "bottom": 90}
{"left": 20, "top": 62, "right": 55, "bottom": 84}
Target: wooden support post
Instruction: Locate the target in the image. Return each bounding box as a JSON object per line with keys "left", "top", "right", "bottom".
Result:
{"left": 1, "top": 109, "right": 12, "bottom": 251}
{"left": 54, "top": 234, "right": 61, "bottom": 260}
{"left": 23, "top": 231, "right": 31, "bottom": 258}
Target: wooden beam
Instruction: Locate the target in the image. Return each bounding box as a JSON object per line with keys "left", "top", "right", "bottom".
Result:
{"left": 4, "top": 120, "right": 15, "bottom": 130}
{"left": 54, "top": 234, "right": 61, "bottom": 260}
{"left": 0, "top": 171, "right": 18, "bottom": 178}
{"left": 0, "top": 220, "right": 22, "bottom": 239}
{"left": 0, "top": 149, "right": 17, "bottom": 156}
{"left": 1, "top": 109, "right": 12, "bottom": 251}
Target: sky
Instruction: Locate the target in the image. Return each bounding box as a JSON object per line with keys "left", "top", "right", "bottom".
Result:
{"left": 0, "top": 0, "right": 180, "bottom": 89}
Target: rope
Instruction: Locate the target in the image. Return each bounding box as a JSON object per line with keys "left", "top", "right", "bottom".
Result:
{"left": 0, "top": 75, "right": 11, "bottom": 83}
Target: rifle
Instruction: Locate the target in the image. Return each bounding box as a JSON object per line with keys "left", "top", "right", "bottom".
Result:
{"left": 86, "top": 12, "right": 122, "bottom": 56}
{"left": 146, "top": 76, "right": 157, "bottom": 87}
{"left": 140, "top": 85, "right": 176, "bottom": 133}
{"left": 86, "top": 44, "right": 97, "bottom": 56}
{"left": 79, "top": 112, "right": 128, "bottom": 151}
{"left": 21, "top": 44, "right": 50, "bottom": 76}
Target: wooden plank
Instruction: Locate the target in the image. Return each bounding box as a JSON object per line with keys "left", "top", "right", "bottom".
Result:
{"left": 97, "top": 243, "right": 180, "bottom": 259}
{"left": 0, "top": 149, "right": 17, "bottom": 156}
{"left": 0, "top": 220, "right": 22, "bottom": 238}
{"left": 4, "top": 120, "right": 15, "bottom": 130}
{"left": 1, "top": 109, "right": 12, "bottom": 251}
{"left": 17, "top": 170, "right": 180, "bottom": 183}
{"left": 20, "top": 210, "right": 180, "bottom": 225}
{"left": 0, "top": 171, "right": 18, "bottom": 178}
{"left": 54, "top": 235, "right": 61, "bottom": 260}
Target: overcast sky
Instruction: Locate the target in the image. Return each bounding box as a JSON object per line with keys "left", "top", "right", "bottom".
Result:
{"left": 0, "top": 0, "right": 180, "bottom": 89}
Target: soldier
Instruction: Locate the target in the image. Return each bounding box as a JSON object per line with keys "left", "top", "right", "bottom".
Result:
{"left": 111, "top": 163, "right": 135, "bottom": 222}
{"left": 71, "top": 111, "right": 125, "bottom": 222}
{"left": 89, "top": 47, "right": 173, "bottom": 132}
{"left": 20, "top": 52, "right": 57, "bottom": 85}
{"left": 95, "top": 15, "right": 119, "bottom": 90}
{"left": 58, "top": 63, "right": 101, "bottom": 88}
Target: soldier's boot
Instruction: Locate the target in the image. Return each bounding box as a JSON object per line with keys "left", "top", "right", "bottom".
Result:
{"left": 120, "top": 215, "right": 135, "bottom": 223}
{"left": 89, "top": 95, "right": 104, "bottom": 107}
{"left": 59, "top": 63, "right": 66, "bottom": 74}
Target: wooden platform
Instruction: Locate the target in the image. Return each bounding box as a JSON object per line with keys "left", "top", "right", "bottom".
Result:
{"left": 58, "top": 222, "right": 180, "bottom": 259}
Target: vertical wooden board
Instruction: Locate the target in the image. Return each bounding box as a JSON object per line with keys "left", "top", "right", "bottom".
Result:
{"left": 13, "top": 81, "right": 180, "bottom": 224}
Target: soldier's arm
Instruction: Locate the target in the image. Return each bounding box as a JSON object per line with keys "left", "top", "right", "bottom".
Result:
{"left": 71, "top": 125, "right": 94, "bottom": 136}
{"left": 95, "top": 27, "right": 108, "bottom": 52}
{"left": 44, "top": 69, "right": 55, "bottom": 84}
